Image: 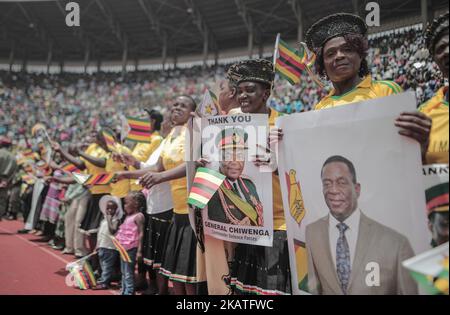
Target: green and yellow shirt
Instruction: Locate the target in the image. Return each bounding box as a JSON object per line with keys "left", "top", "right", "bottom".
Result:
{"left": 315, "top": 75, "right": 403, "bottom": 110}
{"left": 419, "top": 86, "right": 449, "bottom": 164}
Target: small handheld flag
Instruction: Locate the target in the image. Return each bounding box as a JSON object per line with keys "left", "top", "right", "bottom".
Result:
{"left": 110, "top": 236, "right": 132, "bottom": 263}
{"left": 298, "top": 42, "right": 316, "bottom": 69}
{"left": 273, "top": 34, "right": 324, "bottom": 87}
{"left": 61, "top": 163, "right": 81, "bottom": 174}
{"left": 85, "top": 173, "right": 115, "bottom": 185}
{"left": 188, "top": 167, "right": 226, "bottom": 209}
{"left": 31, "top": 123, "right": 53, "bottom": 145}
{"left": 72, "top": 172, "right": 115, "bottom": 186}
{"left": 32, "top": 123, "right": 53, "bottom": 164}
{"left": 298, "top": 42, "right": 324, "bottom": 88}
{"left": 403, "top": 242, "right": 449, "bottom": 295}
{"left": 31, "top": 123, "right": 47, "bottom": 137}
{"left": 125, "top": 116, "right": 152, "bottom": 143}
{"left": 65, "top": 252, "right": 97, "bottom": 289}
{"left": 102, "top": 130, "right": 117, "bottom": 152}
{"left": 196, "top": 89, "right": 221, "bottom": 117}
{"left": 274, "top": 34, "right": 303, "bottom": 85}
{"left": 72, "top": 173, "right": 91, "bottom": 185}
{"left": 120, "top": 114, "right": 131, "bottom": 142}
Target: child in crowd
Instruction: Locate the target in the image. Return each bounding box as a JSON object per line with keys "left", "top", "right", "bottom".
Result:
{"left": 115, "top": 191, "right": 145, "bottom": 295}
{"left": 94, "top": 195, "right": 123, "bottom": 290}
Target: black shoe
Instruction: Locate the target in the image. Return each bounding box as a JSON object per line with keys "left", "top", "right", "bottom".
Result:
{"left": 17, "top": 229, "right": 30, "bottom": 234}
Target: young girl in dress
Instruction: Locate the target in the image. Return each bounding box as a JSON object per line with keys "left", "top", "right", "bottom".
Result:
{"left": 115, "top": 191, "right": 145, "bottom": 295}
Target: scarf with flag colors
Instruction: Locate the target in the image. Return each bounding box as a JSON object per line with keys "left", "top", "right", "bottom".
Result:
{"left": 188, "top": 167, "right": 226, "bottom": 209}
{"left": 110, "top": 235, "right": 132, "bottom": 263}
{"left": 126, "top": 116, "right": 152, "bottom": 143}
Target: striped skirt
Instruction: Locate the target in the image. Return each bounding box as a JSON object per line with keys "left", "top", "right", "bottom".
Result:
{"left": 40, "top": 195, "right": 62, "bottom": 224}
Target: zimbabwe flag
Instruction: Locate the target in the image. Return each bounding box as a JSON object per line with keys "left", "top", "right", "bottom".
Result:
{"left": 274, "top": 35, "right": 304, "bottom": 85}
{"left": 62, "top": 163, "right": 81, "bottom": 174}
{"left": 72, "top": 172, "right": 115, "bottom": 186}
{"left": 102, "top": 130, "right": 117, "bottom": 152}
{"left": 110, "top": 236, "right": 132, "bottom": 263}
{"left": 85, "top": 173, "right": 115, "bottom": 186}
{"left": 403, "top": 243, "right": 449, "bottom": 295}
{"left": 297, "top": 42, "right": 316, "bottom": 69}
{"left": 126, "top": 116, "right": 152, "bottom": 143}
{"left": 197, "top": 89, "right": 221, "bottom": 117}
{"left": 188, "top": 167, "right": 226, "bottom": 209}
{"left": 273, "top": 34, "right": 318, "bottom": 86}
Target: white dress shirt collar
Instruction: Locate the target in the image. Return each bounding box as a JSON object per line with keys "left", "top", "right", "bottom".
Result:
{"left": 329, "top": 208, "right": 361, "bottom": 268}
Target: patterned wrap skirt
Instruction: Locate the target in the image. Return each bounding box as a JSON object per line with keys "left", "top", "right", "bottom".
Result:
{"left": 39, "top": 183, "right": 62, "bottom": 224}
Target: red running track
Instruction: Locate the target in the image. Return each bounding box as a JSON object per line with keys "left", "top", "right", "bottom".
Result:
{"left": 0, "top": 220, "right": 114, "bottom": 295}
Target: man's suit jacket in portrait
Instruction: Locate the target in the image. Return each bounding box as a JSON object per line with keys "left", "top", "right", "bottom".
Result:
{"left": 305, "top": 212, "right": 418, "bottom": 295}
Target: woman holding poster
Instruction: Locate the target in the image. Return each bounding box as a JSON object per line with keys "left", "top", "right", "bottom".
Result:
{"left": 270, "top": 13, "right": 435, "bottom": 295}
{"left": 420, "top": 12, "right": 449, "bottom": 164}
{"left": 226, "top": 59, "right": 292, "bottom": 295}
{"left": 271, "top": 13, "right": 431, "bottom": 157}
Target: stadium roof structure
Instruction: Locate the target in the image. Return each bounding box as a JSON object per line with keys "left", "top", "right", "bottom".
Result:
{"left": 0, "top": 0, "right": 448, "bottom": 66}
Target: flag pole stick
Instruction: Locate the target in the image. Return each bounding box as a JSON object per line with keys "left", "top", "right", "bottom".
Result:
{"left": 65, "top": 251, "right": 98, "bottom": 270}
{"left": 272, "top": 33, "right": 281, "bottom": 88}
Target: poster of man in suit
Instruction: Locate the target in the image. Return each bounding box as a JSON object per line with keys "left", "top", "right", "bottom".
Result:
{"left": 276, "top": 93, "right": 430, "bottom": 294}
{"left": 306, "top": 155, "right": 417, "bottom": 294}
